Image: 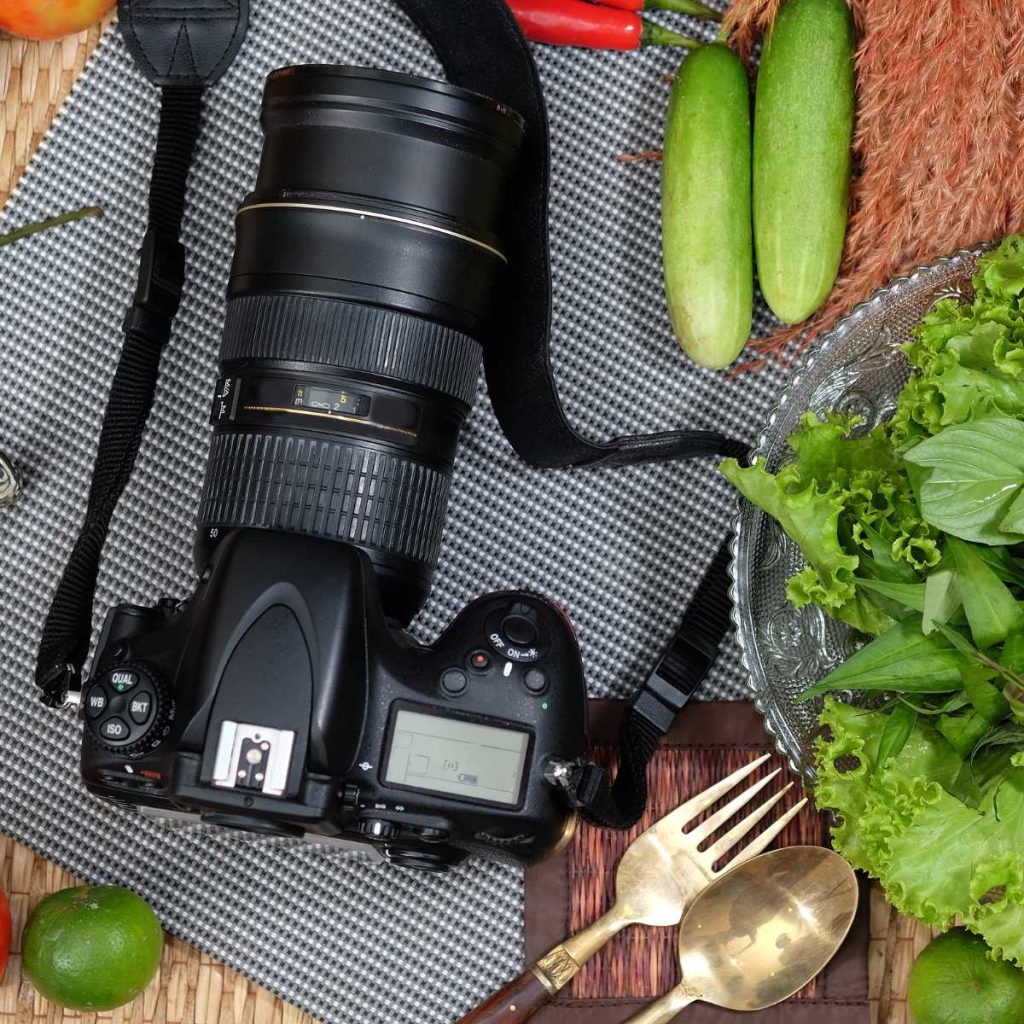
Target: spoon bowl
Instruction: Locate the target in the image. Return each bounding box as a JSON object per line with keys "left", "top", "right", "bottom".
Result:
{"left": 627, "top": 846, "right": 858, "bottom": 1023}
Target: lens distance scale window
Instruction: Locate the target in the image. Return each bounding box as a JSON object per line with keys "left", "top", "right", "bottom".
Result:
{"left": 211, "top": 374, "right": 421, "bottom": 445}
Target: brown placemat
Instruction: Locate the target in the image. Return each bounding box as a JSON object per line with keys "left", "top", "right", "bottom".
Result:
{"left": 525, "top": 701, "right": 869, "bottom": 1023}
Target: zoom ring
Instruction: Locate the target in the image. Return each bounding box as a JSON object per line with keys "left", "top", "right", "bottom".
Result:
{"left": 199, "top": 432, "right": 451, "bottom": 568}
{"left": 221, "top": 295, "right": 483, "bottom": 406}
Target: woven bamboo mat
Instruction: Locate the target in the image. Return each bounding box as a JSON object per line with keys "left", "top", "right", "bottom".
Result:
{"left": 1, "top": 21, "right": 929, "bottom": 1024}
{"left": 0, "top": 19, "right": 115, "bottom": 205}
{"left": 0, "top": 834, "right": 314, "bottom": 1023}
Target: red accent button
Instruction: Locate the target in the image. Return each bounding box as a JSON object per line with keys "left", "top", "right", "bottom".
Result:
{"left": 469, "top": 651, "right": 491, "bottom": 671}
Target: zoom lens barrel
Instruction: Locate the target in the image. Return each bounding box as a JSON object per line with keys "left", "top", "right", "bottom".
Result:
{"left": 196, "top": 66, "right": 524, "bottom": 622}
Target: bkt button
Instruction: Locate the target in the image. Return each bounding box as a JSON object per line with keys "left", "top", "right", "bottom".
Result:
{"left": 129, "top": 693, "right": 153, "bottom": 725}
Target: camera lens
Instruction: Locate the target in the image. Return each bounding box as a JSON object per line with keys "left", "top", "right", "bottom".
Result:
{"left": 196, "top": 66, "right": 524, "bottom": 622}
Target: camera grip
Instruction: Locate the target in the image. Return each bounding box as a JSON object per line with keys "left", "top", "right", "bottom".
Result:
{"left": 457, "top": 969, "right": 551, "bottom": 1024}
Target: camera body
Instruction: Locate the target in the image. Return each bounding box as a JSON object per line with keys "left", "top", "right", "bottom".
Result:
{"left": 78, "top": 65, "right": 593, "bottom": 870}
{"left": 82, "top": 529, "right": 588, "bottom": 870}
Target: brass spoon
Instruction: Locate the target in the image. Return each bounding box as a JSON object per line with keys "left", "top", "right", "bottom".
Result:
{"left": 625, "top": 846, "right": 858, "bottom": 1023}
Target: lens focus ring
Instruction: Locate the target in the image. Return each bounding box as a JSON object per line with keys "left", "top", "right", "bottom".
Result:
{"left": 221, "top": 295, "right": 482, "bottom": 406}
{"left": 199, "top": 432, "right": 451, "bottom": 569}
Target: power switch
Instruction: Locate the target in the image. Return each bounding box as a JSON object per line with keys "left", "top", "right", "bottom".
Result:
{"left": 502, "top": 615, "right": 538, "bottom": 647}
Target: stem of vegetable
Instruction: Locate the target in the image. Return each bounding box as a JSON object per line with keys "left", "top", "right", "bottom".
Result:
{"left": 595, "top": 0, "right": 723, "bottom": 20}
{"left": 0, "top": 206, "right": 102, "bottom": 249}
{"left": 647, "top": 0, "right": 722, "bottom": 20}
{"left": 640, "top": 20, "right": 702, "bottom": 47}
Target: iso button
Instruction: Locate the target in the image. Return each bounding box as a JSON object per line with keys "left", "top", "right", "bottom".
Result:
{"left": 100, "top": 718, "right": 130, "bottom": 742}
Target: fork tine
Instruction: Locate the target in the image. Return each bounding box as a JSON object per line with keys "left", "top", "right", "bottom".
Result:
{"left": 650, "top": 753, "right": 774, "bottom": 833}
{"left": 686, "top": 769, "right": 781, "bottom": 845}
{"left": 701, "top": 782, "right": 793, "bottom": 860}
{"left": 714, "top": 796, "right": 809, "bottom": 873}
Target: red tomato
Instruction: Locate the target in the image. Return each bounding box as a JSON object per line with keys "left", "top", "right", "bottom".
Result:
{"left": 0, "top": 0, "right": 115, "bottom": 41}
{"left": 0, "top": 888, "right": 9, "bottom": 979}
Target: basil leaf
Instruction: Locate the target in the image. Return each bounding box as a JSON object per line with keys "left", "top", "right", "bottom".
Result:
{"left": 856, "top": 523, "right": 919, "bottom": 583}
{"left": 922, "top": 569, "right": 961, "bottom": 635}
{"left": 801, "top": 617, "right": 967, "bottom": 697}
{"left": 902, "top": 416, "right": 1024, "bottom": 544}
{"left": 938, "top": 710, "right": 992, "bottom": 758}
{"left": 856, "top": 578, "right": 925, "bottom": 613}
{"left": 1002, "top": 631, "right": 1024, "bottom": 672}
{"left": 960, "top": 663, "right": 1011, "bottom": 725}
{"left": 875, "top": 703, "right": 919, "bottom": 771}
{"left": 948, "top": 537, "right": 1024, "bottom": 648}
{"left": 973, "top": 546, "right": 1024, "bottom": 589}
{"left": 1001, "top": 487, "right": 1024, "bottom": 535}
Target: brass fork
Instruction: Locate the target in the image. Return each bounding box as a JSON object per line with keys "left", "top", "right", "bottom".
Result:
{"left": 459, "top": 754, "right": 807, "bottom": 1024}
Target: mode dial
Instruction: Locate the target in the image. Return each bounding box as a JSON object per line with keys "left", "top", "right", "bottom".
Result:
{"left": 85, "top": 664, "right": 174, "bottom": 758}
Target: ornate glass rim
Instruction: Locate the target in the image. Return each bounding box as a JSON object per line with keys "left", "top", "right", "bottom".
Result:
{"left": 729, "top": 247, "right": 986, "bottom": 784}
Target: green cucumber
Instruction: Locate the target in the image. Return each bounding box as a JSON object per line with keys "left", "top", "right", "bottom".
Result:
{"left": 753, "top": 0, "right": 855, "bottom": 325}
{"left": 662, "top": 44, "right": 753, "bottom": 370}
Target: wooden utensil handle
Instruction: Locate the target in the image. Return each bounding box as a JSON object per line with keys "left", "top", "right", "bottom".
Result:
{"left": 457, "top": 969, "right": 551, "bottom": 1024}
{"left": 458, "top": 910, "right": 626, "bottom": 1024}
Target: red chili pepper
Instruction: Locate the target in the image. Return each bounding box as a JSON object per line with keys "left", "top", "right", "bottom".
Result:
{"left": 591, "top": 0, "right": 722, "bottom": 20}
{"left": 508, "top": 0, "right": 701, "bottom": 49}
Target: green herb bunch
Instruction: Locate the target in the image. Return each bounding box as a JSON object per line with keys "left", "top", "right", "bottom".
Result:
{"left": 722, "top": 236, "right": 1024, "bottom": 966}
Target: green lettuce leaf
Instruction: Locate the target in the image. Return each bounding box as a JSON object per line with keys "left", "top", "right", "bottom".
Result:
{"left": 816, "top": 699, "right": 1024, "bottom": 965}
{"left": 720, "top": 455, "right": 858, "bottom": 616}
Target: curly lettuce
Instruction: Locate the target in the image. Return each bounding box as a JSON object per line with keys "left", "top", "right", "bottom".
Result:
{"left": 891, "top": 235, "right": 1024, "bottom": 446}
{"left": 721, "top": 236, "right": 1024, "bottom": 969}
{"left": 722, "top": 412, "right": 935, "bottom": 636}
{"left": 816, "top": 699, "right": 1024, "bottom": 965}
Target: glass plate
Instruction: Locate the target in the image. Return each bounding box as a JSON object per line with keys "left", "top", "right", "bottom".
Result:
{"left": 730, "top": 249, "right": 984, "bottom": 784}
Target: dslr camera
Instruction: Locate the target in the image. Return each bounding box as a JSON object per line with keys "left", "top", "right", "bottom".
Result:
{"left": 79, "top": 66, "right": 589, "bottom": 872}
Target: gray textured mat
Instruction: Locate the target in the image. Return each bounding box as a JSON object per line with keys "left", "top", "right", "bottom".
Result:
{"left": 0, "top": 3, "right": 786, "bottom": 1021}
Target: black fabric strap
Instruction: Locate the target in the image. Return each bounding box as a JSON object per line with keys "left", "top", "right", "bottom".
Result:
{"left": 568, "top": 539, "right": 736, "bottom": 828}
{"left": 36, "top": 0, "right": 744, "bottom": 832}
{"left": 395, "top": 0, "right": 746, "bottom": 468}
{"left": 36, "top": 86, "right": 203, "bottom": 707}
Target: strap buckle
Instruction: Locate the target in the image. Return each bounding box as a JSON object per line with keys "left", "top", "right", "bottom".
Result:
{"left": 122, "top": 229, "right": 186, "bottom": 341}
{"left": 37, "top": 661, "right": 83, "bottom": 711}
{"left": 631, "top": 631, "right": 714, "bottom": 734}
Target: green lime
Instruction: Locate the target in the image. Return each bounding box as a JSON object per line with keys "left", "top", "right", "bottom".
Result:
{"left": 22, "top": 885, "right": 163, "bottom": 1011}
{"left": 909, "top": 928, "right": 1024, "bottom": 1024}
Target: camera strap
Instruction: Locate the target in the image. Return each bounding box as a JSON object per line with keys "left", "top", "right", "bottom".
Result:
{"left": 36, "top": 0, "right": 746, "bottom": 832}
{"left": 34, "top": 0, "right": 250, "bottom": 708}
